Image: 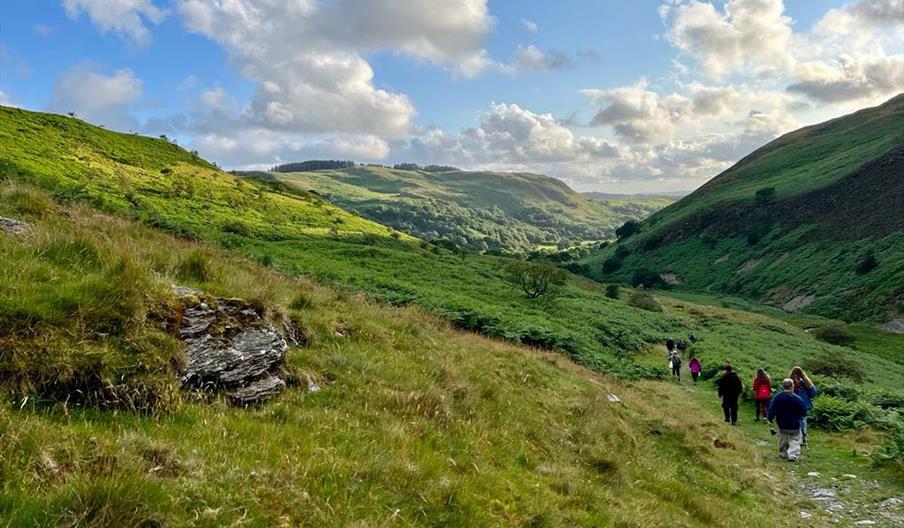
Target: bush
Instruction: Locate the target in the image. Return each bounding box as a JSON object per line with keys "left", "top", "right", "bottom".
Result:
{"left": 614, "top": 245, "right": 631, "bottom": 259}
{"left": 819, "top": 382, "right": 862, "bottom": 401}
{"left": 856, "top": 252, "right": 878, "bottom": 274}
{"left": 631, "top": 268, "right": 665, "bottom": 289}
{"left": 605, "top": 284, "right": 620, "bottom": 299}
{"left": 813, "top": 325, "right": 855, "bottom": 347}
{"left": 222, "top": 220, "right": 251, "bottom": 236}
{"left": 602, "top": 257, "right": 622, "bottom": 274}
{"left": 872, "top": 430, "right": 904, "bottom": 474}
{"left": 805, "top": 351, "right": 865, "bottom": 382}
{"left": 809, "top": 396, "right": 878, "bottom": 431}
{"left": 615, "top": 220, "right": 640, "bottom": 240}
{"left": 870, "top": 392, "right": 904, "bottom": 410}
{"left": 504, "top": 260, "right": 566, "bottom": 299}
{"left": 628, "top": 290, "right": 662, "bottom": 312}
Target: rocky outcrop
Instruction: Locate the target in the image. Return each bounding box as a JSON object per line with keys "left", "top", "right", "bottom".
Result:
{"left": 0, "top": 216, "right": 32, "bottom": 235}
{"left": 783, "top": 294, "right": 816, "bottom": 312}
{"left": 172, "top": 287, "right": 289, "bottom": 404}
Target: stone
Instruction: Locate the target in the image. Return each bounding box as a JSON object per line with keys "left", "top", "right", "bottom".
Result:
{"left": 807, "top": 471, "right": 820, "bottom": 477}
{"left": 799, "top": 511, "right": 812, "bottom": 519}
{"left": 0, "top": 216, "right": 32, "bottom": 236}
{"left": 173, "top": 287, "right": 289, "bottom": 404}
{"left": 878, "top": 497, "right": 902, "bottom": 509}
{"left": 812, "top": 488, "right": 837, "bottom": 499}
{"left": 853, "top": 521, "right": 876, "bottom": 525}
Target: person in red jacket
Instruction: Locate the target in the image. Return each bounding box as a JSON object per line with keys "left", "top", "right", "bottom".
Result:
{"left": 753, "top": 368, "right": 772, "bottom": 421}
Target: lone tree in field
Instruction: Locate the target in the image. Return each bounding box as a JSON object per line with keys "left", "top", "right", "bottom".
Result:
{"left": 505, "top": 260, "right": 566, "bottom": 299}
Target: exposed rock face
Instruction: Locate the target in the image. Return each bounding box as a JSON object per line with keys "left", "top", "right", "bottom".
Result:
{"left": 0, "top": 216, "right": 32, "bottom": 235}
{"left": 173, "top": 288, "right": 288, "bottom": 404}
{"left": 879, "top": 319, "right": 904, "bottom": 335}
{"left": 783, "top": 294, "right": 816, "bottom": 312}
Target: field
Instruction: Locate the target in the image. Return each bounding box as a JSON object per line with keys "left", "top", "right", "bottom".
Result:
{"left": 2, "top": 106, "right": 903, "bottom": 526}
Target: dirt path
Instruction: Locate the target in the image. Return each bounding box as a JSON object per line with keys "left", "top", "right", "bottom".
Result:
{"left": 679, "top": 380, "right": 903, "bottom": 527}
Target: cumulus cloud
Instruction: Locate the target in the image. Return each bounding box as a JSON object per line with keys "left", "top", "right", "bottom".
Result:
{"left": 513, "top": 45, "right": 573, "bottom": 72}
{"left": 0, "top": 91, "right": 14, "bottom": 106}
{"left": 174, "top": 0, "right": 498, "bottom": 139}
{"left": 63, "top": 0, "right": 167, "bottom": 43}
{"left": 522, "top": 19, "right": 538, "bottom": 33}
{"left": 662, "top": 0, "right": 794, "bottom": 79}
{"left": 49, "top": 63, "right": 142, "bottom": 129}
{"left": 789, "top": 54, "right": 904, "bottom": 103}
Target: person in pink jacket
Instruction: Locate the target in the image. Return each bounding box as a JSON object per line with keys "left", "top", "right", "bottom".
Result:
{"left": 688, "top": 356, "right": 701, "bottom": 384}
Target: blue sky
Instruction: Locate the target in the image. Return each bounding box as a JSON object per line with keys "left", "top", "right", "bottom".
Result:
{"left": 1, "top": 1, "right": 902, "bottom": 192}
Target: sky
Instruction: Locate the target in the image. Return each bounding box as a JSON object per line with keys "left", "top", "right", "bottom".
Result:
{"left": 0, "top": 1, "right": 902, "bottom": 193}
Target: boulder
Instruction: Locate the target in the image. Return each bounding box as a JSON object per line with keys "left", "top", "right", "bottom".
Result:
{"left": 0, "top": 216, "right": 32, "bottom": 236}
{"left": 172, "top": 287, "right": 289, "bottom": 404}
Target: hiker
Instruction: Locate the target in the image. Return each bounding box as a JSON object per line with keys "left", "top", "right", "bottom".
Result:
{"left": 752, "top": 368, "right": 772, "bottom": 421}
{"left": 789, "top": 366, "right": 818, "bottom": 446}
{"left": 666, "top": 339, "right": 675, "bottom": 353}
{"left": 767, "top": 378, "right": 808, "bottom": 462}
{"left": 717, "top": 364, "right": 743, "bottom": 425}
{"left": 676, "top": 339, "right": 687, "bottom": 353}
{"left": 688, "top": 356, "right": 701, "bottom": 383}
{"left": 668, "top": 348, "right": 681, "bottom": 381}
{"left": 687, "top": 332, "right": 697, "bottom": 344}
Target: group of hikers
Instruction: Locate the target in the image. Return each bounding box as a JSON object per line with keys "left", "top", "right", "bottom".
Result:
{"left": 666, "top": 338, "right": 818, "bottom": 462}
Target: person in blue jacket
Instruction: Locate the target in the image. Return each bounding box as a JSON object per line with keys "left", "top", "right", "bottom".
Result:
{"left": 767, "top": 378, "right": 809, "bottom": 461}
{"left": 789, "top": 366, "right": 818, "bottom": 446}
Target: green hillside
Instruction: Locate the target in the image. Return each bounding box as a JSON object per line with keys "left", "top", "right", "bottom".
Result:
{"left": 2, "top": 106, "right": 903, "bottom": 525}
{"left": 580, "top": 94, "right": 904, "bottom": 323}
{"left": 251, "top": 165, "right": 670, "bottom": 254}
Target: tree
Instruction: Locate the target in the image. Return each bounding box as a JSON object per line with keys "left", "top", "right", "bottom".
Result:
{"left": 856, "top": 252, "right": 878, "bottom": 274}
{"left": 616, "top": 220, "right": 640, "bottom": 240}
{"left": 605, "top": 284, "right": 620, "bottom": 299}
{"left": 631, "top": 267, "right": 665, "bottom": 289}
{"left": 505, "top": 260, "right": 566, "bottom": 299}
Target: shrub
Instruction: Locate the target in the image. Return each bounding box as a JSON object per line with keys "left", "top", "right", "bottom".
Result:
{"left": 813, "top": 325, "right": 855, "bottom": 347}
{"left": 872, "top": 430, "right": 904, "bottom": 474}
{"left": 871, "top": 392, "right": 904, "bottom": 410}
{"left": 614, "top": 245, "right": 631, "bottom": 259}
{"left": 805, "top": 351, "right": 865, "bottom": 382}
{"left": 631, "top": 268, "right": 665, "bottom": 289}
{"left": 856, "top": 252, "right": 878, "bottom": 274}
{"left": 222, "top": 220, "right": 251, "bottom": 236}
{"left": 605, "top": 284, "right": 620, "bottom": 299}
{"left": 615, "top": 220, "right": 640, "bottom": 240}
{"left": 819, "top": 382, "right": 862, "bottom": 402}
{"left": 602, "top": 257, "right": 622, "bottom": 274}
{"left": 809, "top": 396, "right": 878, "bottom": 431}
{"left": 628, "top": 290, "right": 662, "bottom": 312}
{"left": 504, "top": 260, "right": 567, "bottom": 299}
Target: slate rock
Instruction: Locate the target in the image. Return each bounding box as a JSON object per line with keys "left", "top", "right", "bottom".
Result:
{"left": 0, "top": 216, "right": 32, "bottom": 236}
{"left": 173, "top": 287, "right": 289, "bottom": 404}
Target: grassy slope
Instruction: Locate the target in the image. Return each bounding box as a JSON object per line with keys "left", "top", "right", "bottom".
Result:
{"left": 260, "top": 165, "right": 669, "bottom": 252}
{"left": 1, "top": 106, "right": 903, "bottom": 384}
{"left": 580, "top": 94, "right": 904, "bottom": 321}
{"left": 1, "top": 183, "right": 816, "bottom": 528}
{"left": 1, "top": 108, "right": 902, "bottom": 525}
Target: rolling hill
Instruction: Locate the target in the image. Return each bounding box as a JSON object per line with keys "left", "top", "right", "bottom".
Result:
{"left": 247, "top": 165, "right": 670, "bottom": 254}
{"left": 2, "top": 105, "right": 903, "bottom": 525}
{"left": 580, "top": 94, "right": 904, "bottom": 323}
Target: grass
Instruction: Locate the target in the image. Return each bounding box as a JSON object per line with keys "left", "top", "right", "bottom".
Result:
{"left": 580, "top": 94, "right": 904, "bottom": 322}
{"left": 1, "top": 184, "right": 823, "bottom": 527}
{"left": 257, "top": 165, "right": 671, "bottom": 254}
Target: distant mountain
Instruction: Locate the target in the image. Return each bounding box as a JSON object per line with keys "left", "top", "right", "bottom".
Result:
{"left": 247, "top": 166, "right": 671, "bottom": 254}
{"left": 580, "top": 93, "right": 904, "bottom": 322}
{"left": 583, "top": 191, "right": 686, "bottom": 202}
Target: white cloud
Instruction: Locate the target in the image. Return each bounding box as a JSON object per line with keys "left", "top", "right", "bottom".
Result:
{"left": 522, "top": 19, "right": 538, "bottom": 33}
{"left": 789, "top": 54, "right": 904, "bottom": 103}
{"left": 0, "top": 91, "right": 14, "bottom": 106}
{"left": 49, "top": 64, "right": 142, "bottom": 129}
{"left": 63, "top": 0, "right": 167, "bottom": 43}
{"left": 513, "top": 45, "right": 572, "bottom": 72}
{"left": 176, "top": 74, "right": 198, "bottom": 91}
{"left": 32, "top": 24, "right": 55, "bottom": 37}
{"left": 175, "top": 0, "right": 496, "bottom": 139}
{"left": 662, "top": 0, "right": 794, "bottom": 80}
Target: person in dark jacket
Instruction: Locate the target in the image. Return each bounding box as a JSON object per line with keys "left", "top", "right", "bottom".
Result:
{"left": 717, "top": 364, "right": 743, "bottom": 425}
{"left": 767, "top": 378, "right": 809, "bottom": 461}
{"left": 789, "top": 366, "right": 818, "bottom": 446}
